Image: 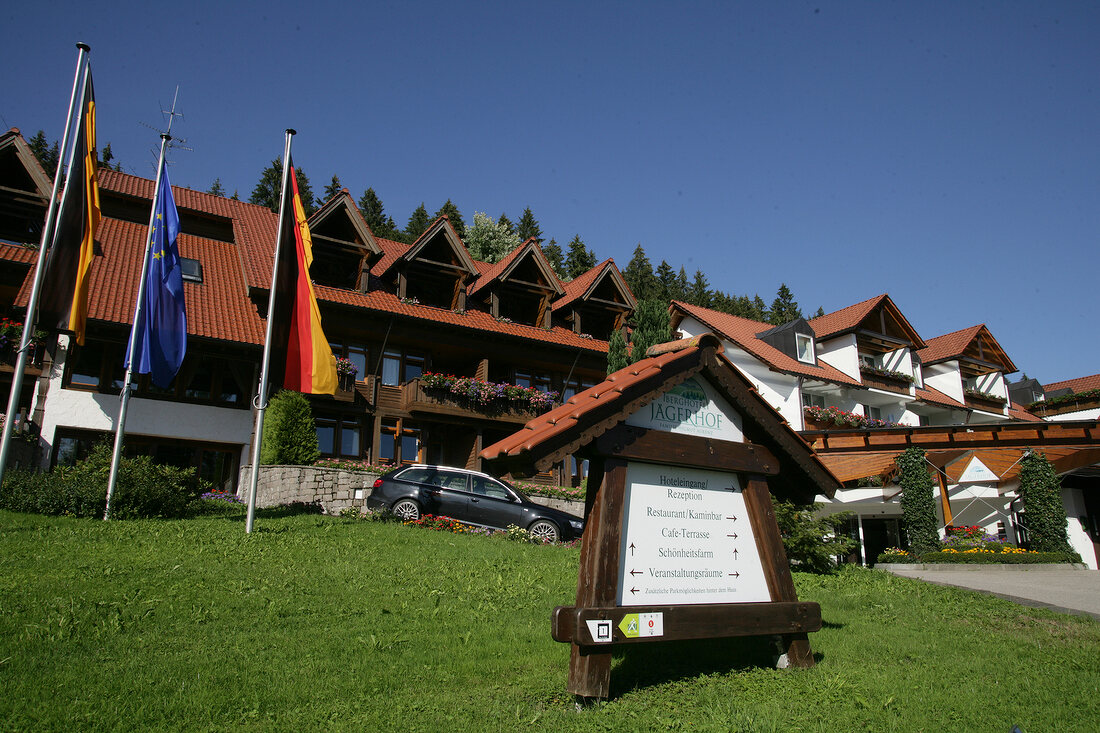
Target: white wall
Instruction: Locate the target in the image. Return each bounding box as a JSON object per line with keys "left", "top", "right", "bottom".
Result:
{"left": 1063, "top": 487, "right": 1098, "bottom": 570}
{"left": 816, "top": 334, "right": 859, "bottom": 380}
{"left": 677, "top": 316, "right": 802, "bottom": 427}
{"left": 923, "top": 361, "right": 964, "bottom": 403}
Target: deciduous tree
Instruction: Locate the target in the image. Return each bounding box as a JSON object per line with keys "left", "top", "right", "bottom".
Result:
{"left": 465, "top": 212, "right": 520, "bottom": 263}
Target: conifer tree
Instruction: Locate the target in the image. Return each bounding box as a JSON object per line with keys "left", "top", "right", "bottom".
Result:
{"left": 606, "top": 329, "right": 628, "bottom": 375}
{"left": 405, "top": 203, "right": 431, "bottom": 241}
{"left": 516, "top": 207, "right": 542, "bottom": 243}
{"left": 251, "top": 159, "right": 315, "bottom": 215}
{"left": 769, "top": 283, "right": 802, "bottom": 325}
{"left": 434, "top": 199, "right": 466, "bottom": 239}
{"left": 498, "top": 213, "right": 515, "bottom": 235}
{"left": 655, "top": 260, "right": 677, "bottom": 302}
{"left": 688, "top": 270, "right": 711, "bottom": 307}
{"left": 752, "top": 295, "right": 769, "bottom": 322}
{"left": 813, "top": 306, "right": 825, "bottom": 318}
{"left": 542, "top": 239, "right": 565, "bottom": 278}
{"left": 675, "top": 267, "right": 689, "bottom": 303}
{"left": 207, "top": 178, "right": 226, "bottom": 197}
{"left": 28, "top": 130, "right": 60, "bottom": 177}
{"left": 623, "top": 244, "right": 657, "bottom": 301}
{"left": 630, "top": 299, "right": 672, "bottom": 363}
{"left": 564, "top": 235, "right": 597, "bottom": 280}
{"left": 358, "top": 188, "right": 400, "bottom": 240}
{"left": 323, "top": 174, "right": 343, "bottom": 203}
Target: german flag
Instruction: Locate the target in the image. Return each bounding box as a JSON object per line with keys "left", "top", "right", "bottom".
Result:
{"left": 268, "top": 156, "right": 337, "bottom": 394}
{"left": 40, "top": 66, "right": 101, "bottom": 346}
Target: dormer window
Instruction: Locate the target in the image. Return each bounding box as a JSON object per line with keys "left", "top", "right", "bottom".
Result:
{"left": 180, "top": 257, "right": 203, "bottom": 283}
{"left": 796, "top": 333, "right": 814, "bottom": 364}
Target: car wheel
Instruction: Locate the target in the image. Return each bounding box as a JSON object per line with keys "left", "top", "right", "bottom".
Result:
{"left": 392, "top": 499, "right": 420, "bottom": 521}
{"left": 528, "top": 519, "right": 559, "bottom": 543}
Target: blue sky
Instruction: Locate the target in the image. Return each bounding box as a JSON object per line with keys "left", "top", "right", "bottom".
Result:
{"left": 3, "top": 1, "right": 1098, "bottom": 385}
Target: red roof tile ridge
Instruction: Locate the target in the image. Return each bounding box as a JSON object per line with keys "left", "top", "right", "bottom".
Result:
{"left": 807, "top": 293, "right": 888, "bottom": 337}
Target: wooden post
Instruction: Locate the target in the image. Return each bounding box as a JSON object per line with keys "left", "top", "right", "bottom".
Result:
{"left": 742, "top": 474, "right": 814, "bottom": 668}
{"left": 567, "top": 457, "right": 621, "bottom": 700}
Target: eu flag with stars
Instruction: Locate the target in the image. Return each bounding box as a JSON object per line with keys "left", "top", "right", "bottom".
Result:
{"left": 127, "top": 160, "right": 186, "bottom": 387}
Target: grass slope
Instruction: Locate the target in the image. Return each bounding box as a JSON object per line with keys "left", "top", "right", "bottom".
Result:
{"left": 0, "top": 509, "right": 1097, "bottom": 732}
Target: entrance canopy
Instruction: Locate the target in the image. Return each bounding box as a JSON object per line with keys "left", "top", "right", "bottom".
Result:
{"left": 803, "top": 420, "right": 1100, "bottom": 484}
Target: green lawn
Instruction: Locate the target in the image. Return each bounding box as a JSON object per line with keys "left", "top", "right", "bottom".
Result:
{"left": 1, "top": 509, "right": 1097, "bottom": 731}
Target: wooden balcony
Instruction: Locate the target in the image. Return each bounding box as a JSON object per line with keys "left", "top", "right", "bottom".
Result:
{"left": 859, "top": 370, "right": 913, "bottom": 394}
{"left": 332, "top": 375, "right": 375, "bottom": 405}
{"left": 1027, "top": 395, "right": 1100, "bottom": 418}
{"left": 964, "top": 393, "right": 1007, "bottom": 413}
{"left": 401, "top": 377, "right": 547, "bottom": 424}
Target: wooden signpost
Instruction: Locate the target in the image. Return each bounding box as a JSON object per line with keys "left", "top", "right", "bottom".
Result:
{"left": 480, "top": 334, "right": 841, "bottom": 700}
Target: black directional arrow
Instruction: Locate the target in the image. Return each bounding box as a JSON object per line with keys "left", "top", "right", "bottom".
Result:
{"left": 629, "top": 569, "right": 642, "bottom": 576}
{"left": 726, "top": 533, "right": 738, "bottom": 540}
{"left": 728, "top": 571, "right": 740, "bottom": 578}
{"left": 630, "top": 587, "right": 639, "bottom": 595}
{"left": 725, "top": 515, "right": 738, "bottom": 522}
{"left": 629, "top": 542, "right": 636, "bottom": 556}
{"left": 732, "top": 548, "right": 739, "bottom": 559}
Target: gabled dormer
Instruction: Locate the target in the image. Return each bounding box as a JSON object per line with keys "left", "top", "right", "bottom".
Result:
{"left": 809, "top": 294, "right": 924, "bottom": 385}
{"left": 551, "top": 259, "right": 635, "bottom": 340}
{"left": 0, "top": 129, "right": 52, "bottom": 246}
{"left": 306, "top": 190, "right": 382, "bottom": 292}
{"left": 381, "top": 216, "right": 479, "bottom": 310}
{"left": 755, "top": 318, "right": 816, "bottom": 365}
{"left": 917, "top": 324, "right": 1016, "bottom": 410}
{"left": 468, "top": 239, "right": 564, "bottom": 328}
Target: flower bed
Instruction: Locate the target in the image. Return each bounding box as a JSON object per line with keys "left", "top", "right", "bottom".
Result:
{"left": 419, "top": 372, "right": 558, "bottom": 413}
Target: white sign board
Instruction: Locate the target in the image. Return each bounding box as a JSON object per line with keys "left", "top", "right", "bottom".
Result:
{"left": 958, "top": 456, "right": 998, "bottom": 484}
{"left": 625, "top": 376, "right": 744, "bottom": 443}
{"left": 617, "top": 462, "right": 772, "bottom": 606}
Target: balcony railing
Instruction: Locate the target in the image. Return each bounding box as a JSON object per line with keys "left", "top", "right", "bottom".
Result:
{"left": 401, "top": 376, "right": 554, "bottom": 424}
{"left": 963, "top": 392, "right": 1007, "bottom": 412}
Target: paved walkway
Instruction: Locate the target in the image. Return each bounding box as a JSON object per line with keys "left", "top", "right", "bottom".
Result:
{"left": 879, "top": 565, "right": 1100, "bottom": 620}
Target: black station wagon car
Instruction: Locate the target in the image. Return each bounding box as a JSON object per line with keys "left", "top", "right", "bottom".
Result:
{"left": 366, "top": 465, "right": 584, "bottom": 542}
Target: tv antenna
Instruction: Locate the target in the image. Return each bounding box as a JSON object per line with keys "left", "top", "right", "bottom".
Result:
{"left": 140, "top": 86, "right": 191, "bottom": 173}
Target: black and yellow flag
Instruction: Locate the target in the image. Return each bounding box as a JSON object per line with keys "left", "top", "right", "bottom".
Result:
{"left": 40, "top": 66, "right": 101, "bottom": 345}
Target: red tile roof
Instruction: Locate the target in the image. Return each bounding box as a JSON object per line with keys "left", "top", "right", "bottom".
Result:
{"left": 469, "top": 241, "right": 528, "bottom": 297}
{"left": 480, "top": 333, "right": 840, "bottom": 500}
{"left": 914, "top": 384, "right": 966, "bottom": 409}
{"left": 1042, "top": 373, "right": 1100, "bottom": 395}
{"left": 1007, "top": 402, "right": 1045, "bottom": 422}
{"left": 0, "top": 242, "right": 37, "bottom": 265}
{"left": 552, "top": 258, "right": 624, "bottom": 311}
{"left": 807, "top": 294, "right": 887, "bottom": 339}
{"left": 808, "top": 293, "right": 925, "bottom": 348}
{"left": 671, "top": 301, "right": 862, "bottom": 387}
{"left": 917, "top": 324, "right": 1016, "bottom": 372}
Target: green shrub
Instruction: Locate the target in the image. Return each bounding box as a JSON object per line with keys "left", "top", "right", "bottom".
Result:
{"left": 261, "top": 390, "right": 320, "bottom": 465}
{"left": 896, "top": 447, "right": 940, "bottom": 556}
{"left": 918, "top": 551, "right": 1080, "bottom": 564}
{"left": 0, "top": 442, "right": 208, "bottom": 519}
{"left": 773, "top": 500, "right": 856, "bottom": 574}
{"left": 1017, "top": 450, "right": 1076, "bottom": 555}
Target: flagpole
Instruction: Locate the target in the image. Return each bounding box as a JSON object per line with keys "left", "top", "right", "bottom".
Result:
{"left": 245, "top": 129, "right": 296, "bottom": 534}
{"left": 0, "top": 43, "right": 89, "bottom": 487}
{"left": 103, "top": 133, "right": 172, "bottom": 519}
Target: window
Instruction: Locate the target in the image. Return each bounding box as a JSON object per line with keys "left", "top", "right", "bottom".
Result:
{"left": 180, "top": 257, "right": 203, "bottom": 283}
{"left": 515, "top": 370, "right": 552, "bottom": 393}
{"left": 316, "top": 412, "right": 362, "bottom": 459}
{"left": 380, "top": 418, "right": 421, "bottom": 465}
{"left": 329, "top": 342, "right": 368, "bottom": 382}
{"left": 381, "top": 349, "right": 427, "bottom": 386}
{"left": 863, "top": 405, "right": 882, "bottom": 420}
{"left": 859, "top": 353, "right": 878, "bottom": 369}
{"left": 796, "top": 333, "right": 815, "bottom": 363}
{"left": 562, "top": 377, "right": 596, "bottom": 403}
{"left": 802, "top": 393, "right": 827, "bottom": 409}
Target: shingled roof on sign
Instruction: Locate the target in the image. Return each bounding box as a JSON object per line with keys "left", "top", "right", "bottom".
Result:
{"left": 480, "top": 333, "right": 841, "bottom": 503}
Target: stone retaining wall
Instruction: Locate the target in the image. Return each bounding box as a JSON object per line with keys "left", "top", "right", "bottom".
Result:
{"left": 238, "top": 464, "right": 586, "bottom": 519}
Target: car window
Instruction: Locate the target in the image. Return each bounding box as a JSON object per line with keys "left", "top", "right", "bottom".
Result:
{"left": 434, "top": 470, "right": 470, "bottom": 491}
{"left": 471, "top": 476, "right": 511, "bottom": 500}
{"left": 398, "top": 467, "right": 434, "bottom": 483}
